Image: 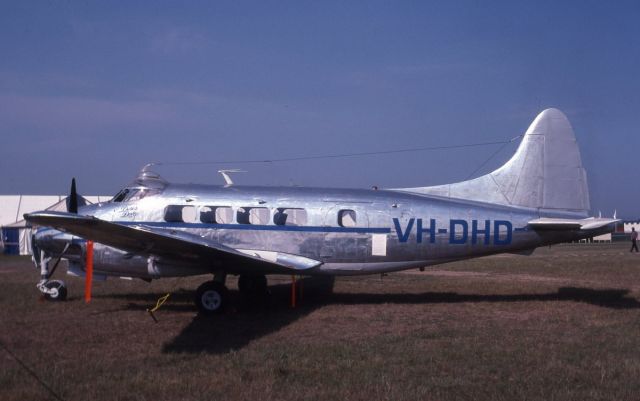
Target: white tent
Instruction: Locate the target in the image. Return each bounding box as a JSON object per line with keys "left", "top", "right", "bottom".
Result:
{"left": 0, "top": 195, "right": 62, "bottom": 226}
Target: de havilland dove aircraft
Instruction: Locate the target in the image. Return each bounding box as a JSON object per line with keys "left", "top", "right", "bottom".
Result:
{"left": 25, "top": 109, "right": 618, "bottom": 315}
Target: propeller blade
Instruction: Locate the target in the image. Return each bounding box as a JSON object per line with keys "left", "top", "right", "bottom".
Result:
{"left": 85, "top": 240, "right": 94, "bottom": 303}
{"left": 68, "top": 178, "right": 78, "bottom": 214}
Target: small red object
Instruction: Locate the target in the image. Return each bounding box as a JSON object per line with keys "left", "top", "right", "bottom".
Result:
{"left": 85, "top": 240, "right": 94, "bottom": 303}
{"left": 291, "top": 275, "right": 296, "bottom": 308}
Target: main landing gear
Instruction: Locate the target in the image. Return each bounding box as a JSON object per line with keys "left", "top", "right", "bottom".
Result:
{"left": 194, "top": 273, "right": 269, "bottom": 315}
{"left": 195, "top": 280, "right": 228, "bottom": 315}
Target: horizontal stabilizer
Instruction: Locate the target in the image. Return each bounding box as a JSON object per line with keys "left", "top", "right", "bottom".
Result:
{"left": 528, "top": 217, "right": 619, "bottom": 231}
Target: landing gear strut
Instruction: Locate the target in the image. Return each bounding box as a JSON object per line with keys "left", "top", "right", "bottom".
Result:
{"left": 195, "top": 273, "right": 228, "bottom": 315}
{"left": 35, "top": 248, "right": 68, "bottom": 301}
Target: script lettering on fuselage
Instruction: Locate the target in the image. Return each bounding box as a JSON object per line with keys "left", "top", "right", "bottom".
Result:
{"left": 392, "top": 218, "right": 512, "bottom": 245}
{"left": 117, "top": 205, "right": 138, "bottom": 219}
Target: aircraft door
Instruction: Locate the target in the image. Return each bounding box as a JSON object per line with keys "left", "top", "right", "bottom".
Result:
{"left": 320, "top": 205, "right": 370, "bottom": 261}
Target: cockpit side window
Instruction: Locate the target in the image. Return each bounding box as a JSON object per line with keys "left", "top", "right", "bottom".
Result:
{"left": 123, "top": 189, "right": 140, "bottom": 202}
{"left": 111, "top": 188, "right": 161, "bottom": 203}
{"left": 111, "top": 189, "right": 129, "bottom": 203}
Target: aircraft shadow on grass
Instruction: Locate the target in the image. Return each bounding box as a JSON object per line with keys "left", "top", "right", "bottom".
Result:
{"left": 95, "top": 280, "right": 640, "bottom": 355}
{"left": 328, "top": 287, "right": 640, "bottom": 310}
{"left": 165, "top": 286, "right": 640, "bottom": 354}
{"left": 162, "top": 276, "right": 335, "bottom": 354}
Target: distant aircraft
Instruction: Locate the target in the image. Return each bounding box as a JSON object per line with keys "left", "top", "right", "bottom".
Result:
{"left": 25, "top": 109, "right": 618, "bottom": 314}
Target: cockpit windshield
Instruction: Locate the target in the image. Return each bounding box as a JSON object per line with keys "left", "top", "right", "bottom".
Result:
{"left": 111, "top": 188, "right": 161, "bottom": 203}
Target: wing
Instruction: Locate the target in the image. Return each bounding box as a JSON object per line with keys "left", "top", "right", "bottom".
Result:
{"left": 24, "top": 211, "right": 321, "bottom": 272}
{"left": 527, "top": 217, "right": 619, "bottom": 231}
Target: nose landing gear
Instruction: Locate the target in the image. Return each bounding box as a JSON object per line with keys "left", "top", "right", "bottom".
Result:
{"left": 34, "top": 247, "right": 69, "bottom": 301}
{"left": 38, "top": 280, "right": 68, "bottom": 301}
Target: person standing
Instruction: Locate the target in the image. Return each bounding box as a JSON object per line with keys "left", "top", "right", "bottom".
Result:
{"left": 631, "top": 227, "right": 639, "bottom": 252}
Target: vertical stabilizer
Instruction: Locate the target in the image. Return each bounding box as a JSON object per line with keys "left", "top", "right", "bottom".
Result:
{"left": 396, "top": 109, "right": 590, "bottom": 214}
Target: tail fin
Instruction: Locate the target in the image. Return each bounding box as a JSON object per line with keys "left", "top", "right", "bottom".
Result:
{"left": 397, "top": 109, "right": 590, "bottom": 214}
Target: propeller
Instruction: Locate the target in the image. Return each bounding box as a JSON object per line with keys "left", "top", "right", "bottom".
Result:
{"left": 64, "top": 178, "right": 93, "bottom": 301}
{"left": 67, "top": 178, "right": 78, "bottom": 214}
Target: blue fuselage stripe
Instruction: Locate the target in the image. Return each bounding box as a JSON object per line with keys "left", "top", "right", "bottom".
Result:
{"left": 114, "top": 221, "right": 528, "bottom": 236}
{"left": 116, "top": 221, "right": 392, "bottom": 234}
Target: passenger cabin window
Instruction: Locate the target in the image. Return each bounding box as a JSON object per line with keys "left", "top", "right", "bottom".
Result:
{"left": 215, "top": 207, "right": 233, "bottom": 224}
{"left": 250, "top": 208, "right": 269, "bottom": 225}
{"left": 338, "top": 209, "right": 357, "bottom": 227}
{"left": 200, "top": 207, "right": 214, "bottom": 223}
{"left": 164, "top": 205, "right": 198, "bottom": 223}
{"left": 200, "top": 206, "right": 233, "bottom": 224}
{"left": 182, "top": 206, "right": 198, "bottom": 223}
{"left": 237, "top": 207, "right": 269, "bottom": 225}
{"left": 237, "top": 208, "right": 249, "bottom": 224}
{"left": 274, "top": 208, "right": 308, "bottom": 226}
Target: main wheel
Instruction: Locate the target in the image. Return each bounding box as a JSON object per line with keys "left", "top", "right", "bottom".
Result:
{"left": 195, "top": 281, "right": 228, "bottom": 315}
{"left": 44, "top": 280, "right": 67, "bottom": 301}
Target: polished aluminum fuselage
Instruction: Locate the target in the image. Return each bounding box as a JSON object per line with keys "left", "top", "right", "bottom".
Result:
{"left": 37, "top": 182, "right": 604, "bottom": 280}
{"left": 30, "top": 109, "right": 612, "bottom": 282}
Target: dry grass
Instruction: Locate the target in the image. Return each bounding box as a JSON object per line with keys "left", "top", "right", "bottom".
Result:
{"left": 2, "top": 243, "right": 640, "bottom": 401}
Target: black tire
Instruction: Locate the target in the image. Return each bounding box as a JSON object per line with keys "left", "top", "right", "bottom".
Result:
{"left": 44, "top": 280, "right": 67, "bottom": 301}
{"left": 195, "top": 281, "right": 228, "bottom": 315}
{"left": 238, "top": 274, "right": 268, "bottom": 295}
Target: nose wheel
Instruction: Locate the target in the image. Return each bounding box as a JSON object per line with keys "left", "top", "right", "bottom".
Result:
{"left": 37, "top": 279, "right": 68, "bottom": 301}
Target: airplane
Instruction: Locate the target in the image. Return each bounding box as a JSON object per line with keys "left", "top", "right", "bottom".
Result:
{"left": 25, "top": 108, "right": 619, "bottom": 315}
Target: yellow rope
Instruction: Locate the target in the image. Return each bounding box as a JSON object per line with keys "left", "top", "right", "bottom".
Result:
{"left": 146, "top": 293, "right": 171, "bottom": 323}
{"left": 146, "top": 277, "right": 184, "bottom": 322}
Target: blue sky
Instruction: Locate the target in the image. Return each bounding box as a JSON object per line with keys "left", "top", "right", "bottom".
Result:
{"left": 1, "top": 1, "right": 638, "bottom": 218}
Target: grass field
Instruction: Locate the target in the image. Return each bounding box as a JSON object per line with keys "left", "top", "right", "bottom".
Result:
{"left": 2, "top": 243, "right": 640, "bottom": 401}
